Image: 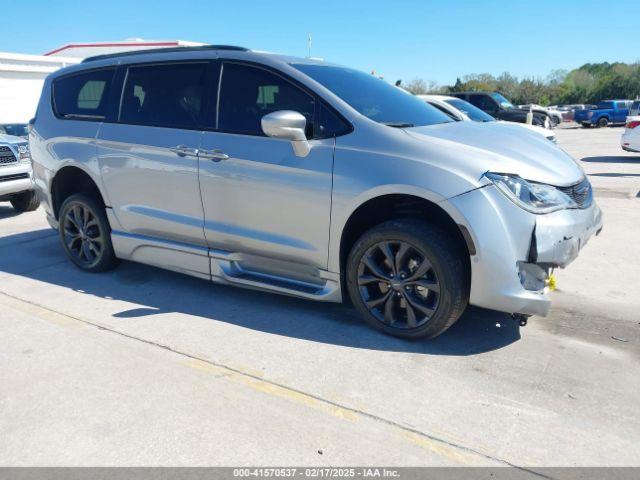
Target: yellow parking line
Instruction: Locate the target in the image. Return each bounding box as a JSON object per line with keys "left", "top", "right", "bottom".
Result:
{"left": 185, "top": 358, "right": 358, "bottom": 421}
{"left": 0, "top": 290, "right": 501, "bottom": 466}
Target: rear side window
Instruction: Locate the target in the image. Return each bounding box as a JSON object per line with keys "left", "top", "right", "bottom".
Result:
{"left": 119, "top": 62, "right": 208, "bottom": 129}
{"left": 53, "top": 69, "right": 115, "bottom": 120}
{"left": 218, "top": 63, "right": 315, "bottom": 137}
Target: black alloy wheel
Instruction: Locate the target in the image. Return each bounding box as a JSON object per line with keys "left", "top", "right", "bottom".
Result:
{"left": 58, "top": 194, "right": 119, "bottom": 272}
{"left": 346, "top": 219, "right": 469, "bottom": 339}
{"left": 357, "top": 240, "right": 440, "bottom": 329}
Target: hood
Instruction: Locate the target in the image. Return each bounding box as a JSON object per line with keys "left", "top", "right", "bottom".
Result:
{"left": 0, "top": 133, "right": 25, "bottom": 145}
{"left": 405, "top": 120, "right": 584, "bottom": 186}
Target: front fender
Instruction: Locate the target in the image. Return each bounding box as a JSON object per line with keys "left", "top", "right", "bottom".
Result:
{"left": 327, "top": 183, "right": 480, "bottom": 273}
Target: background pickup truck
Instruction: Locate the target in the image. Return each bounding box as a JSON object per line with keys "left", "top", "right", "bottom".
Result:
{"left": 451, "top": 92, "right": 550, "bottom": 128}
{"left": 574, "top": 100, "right": 632, "bottom": 128}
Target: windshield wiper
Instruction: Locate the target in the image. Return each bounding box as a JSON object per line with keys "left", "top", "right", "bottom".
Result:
{"left": 382, "top": 122, "right": 415, "bottom": 128}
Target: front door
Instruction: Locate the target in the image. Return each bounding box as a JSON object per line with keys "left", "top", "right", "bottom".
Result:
{"left": 198, "top": 62, "right": 334, "bottom": 278}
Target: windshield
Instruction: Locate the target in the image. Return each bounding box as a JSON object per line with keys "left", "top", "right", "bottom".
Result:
{"left": 1, "top": 124, "right": 28, "bottom": 137}
{"left": 292, "top": 64, "right": 453, "bottom": 127}
{"left": 445, "top": 98, "right": 495, "bottom": 122}
{"left": 490, "top": 93, "right": 515, "bottom": 109}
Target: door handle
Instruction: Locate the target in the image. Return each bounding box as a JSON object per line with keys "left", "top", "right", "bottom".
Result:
{"left": 199, "top": 149, "right": 229, "bottom": 162}
{"left": 170, "top": 145, "right": 199, "bottom": 157}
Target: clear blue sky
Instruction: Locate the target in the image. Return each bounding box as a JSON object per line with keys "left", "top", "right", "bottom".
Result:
{"left": 4, "top": 0, "right": 640, "bottom": 85}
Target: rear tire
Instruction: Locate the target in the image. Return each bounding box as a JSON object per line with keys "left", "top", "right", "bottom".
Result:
{"left": 58, "top": 194, "right": 119, "bottom": 273}
{"left": 10, "top": 190, "right": 40, "bottom": 212}
{"left": 346, "top": 219, "right": 469, "bottom": 339}
{"left": 597, "top": 117, "right": 609, "bottom": 128}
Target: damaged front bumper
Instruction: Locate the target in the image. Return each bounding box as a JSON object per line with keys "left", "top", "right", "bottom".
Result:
{"left": 443, "top": 183, "right": 603, "bottom": 317}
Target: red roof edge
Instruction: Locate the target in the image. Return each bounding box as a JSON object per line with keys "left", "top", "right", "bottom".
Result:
{"left": 44, "top": 41, "right": 180, "bottom": 56}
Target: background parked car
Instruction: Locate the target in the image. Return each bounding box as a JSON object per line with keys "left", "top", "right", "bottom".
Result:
{"left": 0, "top": 123, "right": 29, "bottom": 139}
{"left": 519, "top": 104, "right": 564, "bottom": 126}
{"left": 629, "top": 100, "right": 640, "bottom": 117}
{"left": 556, "top": 104, "right": 590, "bottom": 122}
{"left": 0, "top": 132, "right": 40, "bottom": 213}
{"left": 450, "top": 92, "right": 551, "bottom": 128}
{"left": 418, "top": 94, "right": 556, "bottom": 142}
{"left": 574, "top": 100, "right": 632, "bottom": 128}
{"left": 621, "top": 116, "right": 640, "bottom": 152}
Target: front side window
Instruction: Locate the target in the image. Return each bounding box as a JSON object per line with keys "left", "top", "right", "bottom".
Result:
{"left": 292, "top": 64, "right": 451, "bottom": 128}
{"left": 428, "top": 101, "right": 459, "bottom": 120}
{"left": 218, "top": 63, "right": 315, "bottom": 136}
{"left": 53, "top": 69, "right": 115, "bottom": 119}
{"left": 318, "top": 103, "right": 351, "bottom": 137}
{"left": 119, "top": 62, "right": 207, "bottom": 129}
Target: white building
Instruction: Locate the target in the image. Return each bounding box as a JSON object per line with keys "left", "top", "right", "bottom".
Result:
{"left": 0, "top": 39, "right": 204, "bottom": 124}
{"left": 0, "top": 52, "right": 79, "bottom": 123}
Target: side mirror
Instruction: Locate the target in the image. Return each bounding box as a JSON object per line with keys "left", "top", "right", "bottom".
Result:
{"left": 261, "top": 110, "right": 311, "bottom": 157}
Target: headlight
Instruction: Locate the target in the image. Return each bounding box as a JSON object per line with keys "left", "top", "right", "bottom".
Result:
{"left": 17, "top": 143, "right": 30, "bottom": 162}
{"left": 484, "top": 172, "right": 577, "bottom": 214}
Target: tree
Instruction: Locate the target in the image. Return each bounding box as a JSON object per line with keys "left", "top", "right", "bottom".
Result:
{"left": 438, "top": 62, "right": 640, "bottom": 106}
{"left": 404, "top": 78, "right": 442, "bottom": 95}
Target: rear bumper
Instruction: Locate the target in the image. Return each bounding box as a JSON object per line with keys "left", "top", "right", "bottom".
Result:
{"left": 0, "top": 163, "right": 34, "bottom": 198}
{"left": 621, "top": 132, "right": 640, "bottom": 152}
{"left": 444, "top": 185, "right": 603, "bottom": 317}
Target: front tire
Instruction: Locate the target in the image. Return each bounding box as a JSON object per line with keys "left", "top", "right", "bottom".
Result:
{"left": 58, "top": 194, "right": 119, "bottom": 272}
{"left": 10, "top": 190, "right": 40, "bottom": 212}
{"left": 346, "top": 219, "right": 469, "bottom": 339}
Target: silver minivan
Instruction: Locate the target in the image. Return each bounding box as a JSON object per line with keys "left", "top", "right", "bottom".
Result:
{"left": 31, "top": 46, "right": 603, "bottom": 339}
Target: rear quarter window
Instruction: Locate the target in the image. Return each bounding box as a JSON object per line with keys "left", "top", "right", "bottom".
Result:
{"left": 52, "top": 68, "right": 115, "bottom": 120}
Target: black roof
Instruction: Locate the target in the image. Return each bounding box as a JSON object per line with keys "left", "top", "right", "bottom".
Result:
{"left": 82, "top": 45, "right": 249, "bottom": 63}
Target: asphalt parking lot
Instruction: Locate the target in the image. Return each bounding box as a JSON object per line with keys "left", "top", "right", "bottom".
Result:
{"left": 1, "top": 126, "right": 639, "bottom": 467}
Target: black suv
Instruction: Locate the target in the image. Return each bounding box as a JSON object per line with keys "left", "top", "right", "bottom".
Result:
{"left": 451, "top": 92, "right": 550, "bottom": 128}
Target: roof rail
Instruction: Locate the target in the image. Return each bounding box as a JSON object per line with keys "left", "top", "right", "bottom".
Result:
{"left": 82, "top": 45, "right": 250, "bottom": 63}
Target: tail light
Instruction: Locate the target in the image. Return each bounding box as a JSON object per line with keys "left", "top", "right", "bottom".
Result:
{"left": 627, "top": 120, "right": 640, "bottom": 129}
